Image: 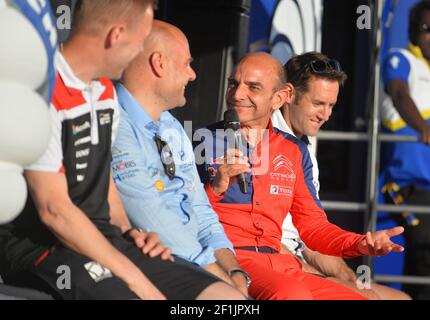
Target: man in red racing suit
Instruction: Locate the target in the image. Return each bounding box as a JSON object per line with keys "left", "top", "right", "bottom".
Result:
{"left": 195, "top": 52, "right": 404, "bottom": 300}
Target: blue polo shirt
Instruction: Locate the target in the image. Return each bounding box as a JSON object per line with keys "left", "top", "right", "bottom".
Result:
{"left": 112, "top": 84, "right": 234, "bottom": 266}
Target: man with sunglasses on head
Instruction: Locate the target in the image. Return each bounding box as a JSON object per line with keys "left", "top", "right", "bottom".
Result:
{"left": 381, "top": 0, "right": 430, "bottom": 300}
{"left": 273, "top": 52, "right": 410, "bottom": 300}
{"left": 196, "top": 51, "right": 405, "bottom": 300}
{"left": 111, "top": 20, "right": 248, "bottom": 299}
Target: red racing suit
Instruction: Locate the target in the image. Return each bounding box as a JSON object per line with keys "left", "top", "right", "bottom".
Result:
{"left": 195, "top": 121, "right": 367, "bottom": 300}
{"left": 197, "top": 121, "right": 365, "bottom": 256}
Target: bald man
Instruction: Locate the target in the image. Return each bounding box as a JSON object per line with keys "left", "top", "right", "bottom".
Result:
{"left": 196, "top": 52, "right": 404, "bottom": 300}
{"left": 112, "top": 20, "right": 248, "bottom": 299}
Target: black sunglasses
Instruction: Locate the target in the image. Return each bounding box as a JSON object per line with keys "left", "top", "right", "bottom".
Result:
{"left": 289, "top": 59, "right": 342, "bottom": 82}
{"left": 153, "top": 134, "right": 176, "bottom": 180}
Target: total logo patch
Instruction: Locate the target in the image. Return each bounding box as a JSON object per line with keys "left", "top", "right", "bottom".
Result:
{"left": 270, "top": 184, "right": 293, "bottom": 197}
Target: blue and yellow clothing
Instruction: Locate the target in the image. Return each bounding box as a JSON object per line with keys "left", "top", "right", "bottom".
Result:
{"left": 381, "top": 44, "right": 430, "bottom": 190}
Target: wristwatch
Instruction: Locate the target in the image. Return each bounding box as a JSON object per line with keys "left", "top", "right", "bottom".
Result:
{"left": 122, "top": 227, "right": 143, "bottom": 241}
{"left": 228, "top": 268, "right": 252, "bottom": 288}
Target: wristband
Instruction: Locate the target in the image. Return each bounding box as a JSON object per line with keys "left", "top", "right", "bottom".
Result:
{"left": 122, "top": 227, "right": 142, "bottom": 241}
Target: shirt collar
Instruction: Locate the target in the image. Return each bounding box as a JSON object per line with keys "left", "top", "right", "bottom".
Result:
{"left": 55, "top": 52, "right": 105, "bottom": 97}
{"left": 115, "top": 83, "right": 175, "bottom": 134}
{"left": 271, "top": 109, "right": 294, "bottom": 135}
{"left": 271, "top": 109, "right": 311, "bottom": 145}
{"left": 56, "top": 52, "right": 89, "bottom": 91}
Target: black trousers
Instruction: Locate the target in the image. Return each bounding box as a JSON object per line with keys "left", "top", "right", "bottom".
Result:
{"left": 387, "top": 186, "right": 430, "bottom": 300}
{"left": 4, "top": 232, "right": 220, "bottom": 300}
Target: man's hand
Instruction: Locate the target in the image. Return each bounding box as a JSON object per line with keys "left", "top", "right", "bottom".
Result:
{"left": 279, "top": 243, "right": 292, "bottom": 255}
{"left": 334, "top": 265, "right": 357, "bottom": 282}
{"left": 129, "top": 229, "right": 174, "bottom": 261}
{"left": 205, "top": 263, "right": 234, "bottom": 284}
{"left": 229, "top": 271, "right": 249, "bottom": 298}
{"left": 212, "top": 248, "right": 249, "bottom": 298}
{"left": 211, "top": 149, "right": 251, "bottom": 196}
{"left": 279, "top": 244, "right": 323, "bottom": 276}
{"left": 358, "top": 226, "right": 404, "bottom": 256}
{"left": 204, "top": 263, "right": 249, "bottom": 298}
{"left": 299, "top": 260, "right": 324, "bottom": 275}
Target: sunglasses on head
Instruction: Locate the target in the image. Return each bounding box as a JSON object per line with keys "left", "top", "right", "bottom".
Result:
{"left": 153, "top": 134, "right": 176, "bottom": 180}
{"left": 289, "top": 59, "right": 342, "bottom": 82}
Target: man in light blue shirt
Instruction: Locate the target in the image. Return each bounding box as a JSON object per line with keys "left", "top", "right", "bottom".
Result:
{"left": 112, "top": 20, "right": 249, "bottom": 298}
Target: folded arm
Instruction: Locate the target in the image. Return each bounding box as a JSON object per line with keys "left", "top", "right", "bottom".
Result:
{"left": 26, "top": 170, "right": 165, "bottom": 300}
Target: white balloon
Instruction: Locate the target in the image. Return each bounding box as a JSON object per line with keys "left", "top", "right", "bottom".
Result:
{"left": 0, "top": 162, "right": 27, "bottom": 224}
{"left": 0, "top": 83, "right": 51, "bottom": 166}
{"left": 0, "top": 5, "right": 48, "bottom": 90}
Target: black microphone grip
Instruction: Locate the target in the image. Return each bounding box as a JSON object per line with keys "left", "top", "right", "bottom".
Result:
{"left": 224, "top": 110, "right": 248, "bottom": 195}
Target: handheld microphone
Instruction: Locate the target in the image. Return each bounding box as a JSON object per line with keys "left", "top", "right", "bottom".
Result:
{"left": 224, "top": 109, "right": 248, "bottom": 194}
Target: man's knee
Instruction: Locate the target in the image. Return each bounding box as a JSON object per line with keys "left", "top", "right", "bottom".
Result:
{"left": 327, "top": 276, "right": 381, "bottom": 300}
{"left": 371, "top": 283, "right": 412, "bottom": 300}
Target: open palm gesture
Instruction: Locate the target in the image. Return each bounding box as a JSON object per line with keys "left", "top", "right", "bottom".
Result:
{"left": 358, "top": 226, "right": 405, "bottom": 256}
